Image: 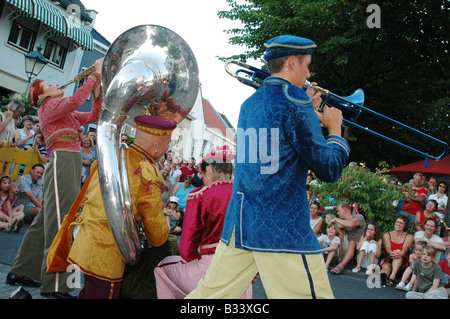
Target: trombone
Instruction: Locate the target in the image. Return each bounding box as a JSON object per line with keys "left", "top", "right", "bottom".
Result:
{"left": 224, "top": 60, "right": 448, "bottom": 161}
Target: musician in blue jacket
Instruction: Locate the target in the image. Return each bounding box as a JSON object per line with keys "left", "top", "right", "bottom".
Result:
{"left": 187, "top": 35, "right": 350, "bottom": 299}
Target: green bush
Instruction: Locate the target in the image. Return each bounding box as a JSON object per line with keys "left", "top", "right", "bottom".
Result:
{"left": 310, "top": 166, "right": 410, "bottom": 233}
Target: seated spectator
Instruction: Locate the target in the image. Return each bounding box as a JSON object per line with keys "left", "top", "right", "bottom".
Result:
{"left": 318, "top": 213, "right": 336, "bottom": 237}
{"left": 87, "top": 128, "right": 97, "bottom": 146}
{"left": 0, "top": 100, "right": 24, "bottom": 144}
{"left": 0, "top": 175, "right": 25, "bottom": 233}
{"left": 32, "top": 119, "right": 40, "bottom": 133}
{"left": 80, "top": 135, "right": 97, "bottom": 184}
{"left": 396, "top": 240, "right": 427, "bottom": 291}
{"left": 329, "top": 203, "right": 366, "bottom": 275}
{"left": 414, "top": 218, "right": 447, "bottom": 261}
{"left": 352, "top": 222, "right": 382, "bottom": 275}
{"left": 164, "top": 150, "right": 173, "bottom": 167}
{"left": 172, "top": 175, "right": 194, "bottom": 211}
{"left": 191, "top": 171, "right": 204, "bottom": 188}
{"left": 160, "top": 164, "right": 173, "bottom": 206}
{"left": 15, "top": 115, "right": 35, "bottom": 150}
{"left": 400, "top": 172, "right": 427, "bottom": 227}
{"left": 306, "top": 172, "right": 314, "bottom": 185}
{"left": 179, "top": 157, "right": 198, "bottom": 182}
{"left": 317, "top": 222, "right": 341, "bottom": 270}
{"left": 379, "top": 215, "right": 414, "bottom": 286}
{"left": 164, "top": 196, "right": 182, "bottom": 235}
{"left": 406, "top": 246, "right": 448, "bottom": 299}
{"left": 14, "top": 164, "right": 44, "bottom": 223}
{"left": 154, "top": 145, "right": 252, "bottom": 299}
{"left": 309, "top": 201, "right": 323, "bottom": 236}
{"left": 428, "top": 181, "right": 448, "bottom": 215}
{"left": 426, "top": 176, "right": 438, "bottom": 198}
{"left": 414, "top": 199, "right": 439, "bottom": 232}
{"left": 169, "top": 161, "right": 182, "bottom": 186}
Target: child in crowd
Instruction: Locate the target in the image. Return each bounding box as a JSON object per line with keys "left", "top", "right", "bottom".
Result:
{"left": 352, "top": 222, "right": 382, "bottom": 275}
{"left": 405, "top": 246, "right": 448, "bottom": 299}
{"left": 318, "top": 213, "right": 336, "bottom": 237}
{"left": 0, "top": 175, "right": 25, "bottom": 232}
{"left": 396, "top": 240, "right": 427, "bottom": 291}
{"left": 317, "top": 222, "right": 341, "bottom": 270}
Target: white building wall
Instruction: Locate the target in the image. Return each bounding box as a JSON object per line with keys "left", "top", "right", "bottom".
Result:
{"left": 0, "top": 2, "right": 88, "bottom": 97}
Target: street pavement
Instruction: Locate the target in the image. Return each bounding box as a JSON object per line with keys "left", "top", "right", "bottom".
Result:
{"left": 0, "top": 223, "right": 406, "bottom": 300}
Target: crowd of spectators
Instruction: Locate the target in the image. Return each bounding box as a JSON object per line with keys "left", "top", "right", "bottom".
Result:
{"left": 2, "top": 99, "right": 449, "bottom": 298}
{"left": 1, "top": 100, "right": 206, "bottom": 234}
{"left": 310, "top": 163, "right": 449, "bottom": 298}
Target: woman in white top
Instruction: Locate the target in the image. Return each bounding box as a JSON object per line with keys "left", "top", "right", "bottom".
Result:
{"left": 309, "top": 201, "right": 323, "bottom": 237}
{"left": 15, "top": 115, "right": 35, "bottom": 149}
{"left": 428, "top": 181, "right": 448, "bottom": 214}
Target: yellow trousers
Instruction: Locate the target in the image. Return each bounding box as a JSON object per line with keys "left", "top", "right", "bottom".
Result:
{"left": 186, "top": 231, "right": 334, "bottom": 299}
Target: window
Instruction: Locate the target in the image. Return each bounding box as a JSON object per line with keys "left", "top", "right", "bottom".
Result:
{"left": 44, "top": 39, "right": 67, "bottom": 68}
{"left": 8, "top": 21, "right": 35, "bottom": 51}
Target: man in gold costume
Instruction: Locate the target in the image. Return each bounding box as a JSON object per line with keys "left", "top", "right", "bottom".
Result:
{"left": 56, "top": 115, "right": 175, "bottom": 299}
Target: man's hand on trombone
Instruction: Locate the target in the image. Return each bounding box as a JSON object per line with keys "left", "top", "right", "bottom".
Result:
{"left": 307, "top": 81, "right": 343, "bottom": 137}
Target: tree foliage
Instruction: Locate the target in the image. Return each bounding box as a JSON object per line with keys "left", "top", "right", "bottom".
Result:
{"left": 309, "top": 166, "right": 409, "bottom": 233}
{"left": 219, "top": 0, "right": 449, "bottom": 168}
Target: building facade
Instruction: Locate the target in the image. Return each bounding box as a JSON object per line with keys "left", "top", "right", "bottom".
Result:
{"left": 0, "top": 0, "right": 236, "bottom": 165}
{"left": 0, "top": 0, "right": 97, "bottom": 100}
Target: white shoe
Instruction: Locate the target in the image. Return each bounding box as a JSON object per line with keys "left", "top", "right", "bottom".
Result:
{"left": 395, "top": 282, "right": 405, "bottom": 290}
{"left": 5, "top": 219, "right": 17, "bottom": 233}
{"left": 403, "top": 283, "right": 413, "bottom": 291}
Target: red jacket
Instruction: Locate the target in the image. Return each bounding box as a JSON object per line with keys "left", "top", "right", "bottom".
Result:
{"left": 38, "top": 72, "right": 102, "bottom": 152}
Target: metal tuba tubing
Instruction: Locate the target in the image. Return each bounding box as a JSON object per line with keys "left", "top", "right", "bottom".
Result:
{"left": 98, "top": 25, "right": 199, "bottom": 264}
{"left": 224, "top": 59, "right": 448, "bottom": 161}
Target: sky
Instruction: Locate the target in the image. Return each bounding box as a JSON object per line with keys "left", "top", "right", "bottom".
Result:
{"left": 80, "top": 0, "right": 258, "bottom": 128}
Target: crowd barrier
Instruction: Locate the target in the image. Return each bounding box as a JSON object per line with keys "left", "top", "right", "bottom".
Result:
{"left": 0, "top": 143, "right": 46, "bottom": 180}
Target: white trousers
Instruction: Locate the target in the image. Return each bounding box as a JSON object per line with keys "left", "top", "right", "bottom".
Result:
{"left": 186, "top": 231, "right": 334, "bottom": 299}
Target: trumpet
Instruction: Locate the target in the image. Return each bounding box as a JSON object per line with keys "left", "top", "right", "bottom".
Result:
{"left": 224, "top": 59, "right": 448, "bottom": 161}
{"left": 60, "top": 65, "right": 96, "bottom": 90}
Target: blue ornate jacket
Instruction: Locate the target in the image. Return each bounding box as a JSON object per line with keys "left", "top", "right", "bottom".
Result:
{"left": 221, "top": 77, "right": 350, "bottom": 254}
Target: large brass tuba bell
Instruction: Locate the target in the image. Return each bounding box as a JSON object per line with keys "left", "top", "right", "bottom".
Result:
{"left": 97, "top": 25, "right": 199, "bottom": 264}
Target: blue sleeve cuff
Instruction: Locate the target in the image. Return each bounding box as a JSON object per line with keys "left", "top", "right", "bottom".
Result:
{"left": 327, "top": 134, "right": 350, "bottom": 158}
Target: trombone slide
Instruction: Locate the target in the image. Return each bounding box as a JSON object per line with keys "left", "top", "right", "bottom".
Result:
{"left": 224, "top": 59, "right": 448, "bottom": 161}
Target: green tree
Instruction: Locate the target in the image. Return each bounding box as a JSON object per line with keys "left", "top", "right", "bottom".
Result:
{"left": 219, "top": 0, "right": 449, "bottom": 168}
{"left": 309, "top": 166, "right": 408, "bottom": 233}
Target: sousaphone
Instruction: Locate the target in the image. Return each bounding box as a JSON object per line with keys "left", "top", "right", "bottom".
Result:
{"left": 97, "top": 25, "right": 199, "bottom": 264}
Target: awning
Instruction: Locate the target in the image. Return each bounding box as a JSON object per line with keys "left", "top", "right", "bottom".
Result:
{"left": 64, "top": 15, "right": 93, "bottom": 51}
{"left": 5, "top": 0, "right": 33, "bottom": 16}
{"left": 388, "top": 155, "right": 450, "bottom": 182}
{"left": 390, "top": 155, "right": 450, "bottom": 175}
{"left": 6, "top": 0, "right": 93, "bottom": 50}
{"left": 32, "top": 0, "right": 66, "bottom": 36}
